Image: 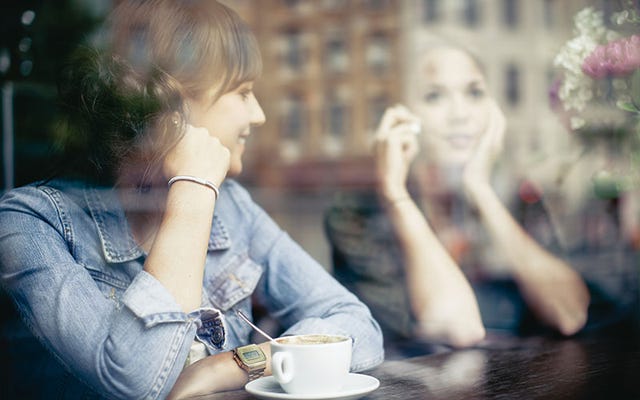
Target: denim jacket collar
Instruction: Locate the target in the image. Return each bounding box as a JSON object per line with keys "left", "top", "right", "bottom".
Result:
{"left": 84, "top": 186, "right": 231, "bottom": 264}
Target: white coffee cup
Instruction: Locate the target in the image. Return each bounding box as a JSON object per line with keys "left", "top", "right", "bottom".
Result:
{"left": 270, "top": 334, "right": 352, "bottom": 395}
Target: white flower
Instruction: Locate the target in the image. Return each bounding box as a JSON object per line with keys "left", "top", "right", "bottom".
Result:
{"left": 570, "top": 116, "right": 585, "bottom": 130}
{"left": 554, "top": 8, "right": 618, "bottom": 114}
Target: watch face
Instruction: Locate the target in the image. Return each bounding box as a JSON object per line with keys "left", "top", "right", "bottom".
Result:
{"left": 243, "top": 350, "right": 263, "bottom": 361}
{"left": 239, "top": 345, "right": 267, "bottom": 365}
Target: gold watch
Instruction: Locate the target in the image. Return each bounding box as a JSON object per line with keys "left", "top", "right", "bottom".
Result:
{"left": 232, "top": 344, "right": 267, "bottom": 381}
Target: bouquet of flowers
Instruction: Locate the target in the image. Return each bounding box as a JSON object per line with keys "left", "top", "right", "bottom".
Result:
{"left": 553, "top": 2, "right": 640, "bottom": 195}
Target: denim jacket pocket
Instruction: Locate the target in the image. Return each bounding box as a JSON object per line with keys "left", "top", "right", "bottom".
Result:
{"left": 83, "top": 264, "right": 129, "bottom": 305}
{"left": 205, "top": 253, "right": 263, "bottom": 311}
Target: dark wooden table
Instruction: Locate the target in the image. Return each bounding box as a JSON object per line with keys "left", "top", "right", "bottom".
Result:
{"left": 193, "top": 332, "right": 640, "bottom": 399}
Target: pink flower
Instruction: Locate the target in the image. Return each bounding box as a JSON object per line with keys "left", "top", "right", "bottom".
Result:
{"left": 582, "top": 34, "right": 640, "bottom": 78}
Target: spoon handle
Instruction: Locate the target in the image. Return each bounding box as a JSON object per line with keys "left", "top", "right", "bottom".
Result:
{"left": 236, "top": 310, "right": 276, "bottom": 342}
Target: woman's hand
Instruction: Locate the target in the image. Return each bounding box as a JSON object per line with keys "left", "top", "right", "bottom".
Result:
{"left": 163, "top": 124, "right": 231, "bottom": 186}
{"left": 374, "top": 105, "right": 421, "bottom": 202}
{"left": 462, "top": 99, "right": 505, "bottom": 200}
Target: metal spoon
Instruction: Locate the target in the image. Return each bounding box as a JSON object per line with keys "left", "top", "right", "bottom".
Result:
{"left": 236, "top": 310, "right": 276, "bottom": 342}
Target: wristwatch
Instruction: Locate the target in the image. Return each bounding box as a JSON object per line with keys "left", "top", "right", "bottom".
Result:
{"left": 232, "top": 344, "right": 267, "bottom": 381}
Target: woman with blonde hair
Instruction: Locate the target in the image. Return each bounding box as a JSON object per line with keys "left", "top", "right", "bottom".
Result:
{"left": 326, "top": 38, "right": 592, "bottom": 356}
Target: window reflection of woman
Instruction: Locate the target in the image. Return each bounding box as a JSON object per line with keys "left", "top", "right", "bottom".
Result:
{"left": 327, "top": 41, "right": 590, "bottom": 352}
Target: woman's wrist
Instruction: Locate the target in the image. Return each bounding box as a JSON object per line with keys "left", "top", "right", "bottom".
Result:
{"left": 168, "top": 175, "right": 220, "bottom": 200}
{"left": 378, "top": 181, "right": 410, "bottom": 202}
{"left": 383, "top": 195, "right": 413, "bottom": 208}
{"left": 165, "top": 180, "right": 218, "bottom": 218}
{"left": 463, "top": 179, "right": 494, "bottom": 206}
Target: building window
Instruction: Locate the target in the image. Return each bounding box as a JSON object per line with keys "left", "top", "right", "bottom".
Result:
{"left": 505, "top": 63, "right": 520, "bottom": 106}
{"left": 368, "top": 95, "right": 389, "bottom": 131}
{"left": 543, "top": 0, "right": 553, "bottom": 28}
{"left": 422, "top": 0, "right": 439, "bottom": 23}
{"left": 284, "top": 28, "right": 305, "bottom": 72}
{"left": 326, "top": 92, "right": 349, "bottom": 138}
{"left": 282, "top": 0, "right": 301, "bottom": 10}
{"left": 503, "top": 0, "right": 519, "bottom": 28}
{"left": 366, "top": 32, "right": 391, "bottom": 74}
{"left": 282, "top": 93, "right": 306, "bottom": 140}
{"left": 463, "top": 0, "right": 480, "bottom": 27}
{"left": 361, "top": 0, "right": 391, "bottom": 12}
{"left": 546, "top": 66, "right": 556, "bottom": 92}
{"left": 325, "top": 29, "right": 349, "bottom": 74}
{"left": 322, "top": 0, "right": 348, "bottom": 11}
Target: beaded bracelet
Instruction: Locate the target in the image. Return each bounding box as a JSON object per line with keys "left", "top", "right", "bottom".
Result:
{"left": 168, "top": 175, "right": 220, "bottom": 200}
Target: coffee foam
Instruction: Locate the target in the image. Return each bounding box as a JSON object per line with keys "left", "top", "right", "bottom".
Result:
{"left": 276, "top": 334, "right": 348, "bottom": 345}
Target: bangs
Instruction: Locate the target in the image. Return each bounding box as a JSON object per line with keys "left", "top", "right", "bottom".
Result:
{"left": 114, "top": 0, "right": 264, "bottom": 104}
{"left": 207, "top": 4, "right": 262, "bottom": 99}
{"left": 224, "top": 22, "right": 262, "bottom": 91}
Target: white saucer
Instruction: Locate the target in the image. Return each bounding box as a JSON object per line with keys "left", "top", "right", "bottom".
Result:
{"left": 245, "top": 373, "right": 380, "bottom": 400}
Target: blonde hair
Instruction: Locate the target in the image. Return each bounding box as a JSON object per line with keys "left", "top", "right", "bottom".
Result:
{"left": 404, "top": 33, "right": 487, "bottom": 102}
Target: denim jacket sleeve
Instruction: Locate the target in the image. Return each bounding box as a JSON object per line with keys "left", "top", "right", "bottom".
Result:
{"left": 224, "top": 182, "right": 384, "bottom": 372}
{"left": 0, "top": 185, "right": 204, "bottom": 400}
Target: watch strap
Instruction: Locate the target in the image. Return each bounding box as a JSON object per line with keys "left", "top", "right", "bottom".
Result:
{"left": 233, "top": 344, "right": 266, "bottom": 381}
{"left": 246, "top": 365, "right": 265, "bottom": 381}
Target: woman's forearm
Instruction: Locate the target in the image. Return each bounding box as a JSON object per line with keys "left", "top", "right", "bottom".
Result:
{"left": 468, "top": 183, "right": 590, "bottom": 335}
{"left": 385, "top": 196, "right": 485, "bottom": 347}
{"left": 168, "top": 343, "right": 272, "bottom": 399}
{"left": 144, "top": 183, "right": 217, "bottom": 312}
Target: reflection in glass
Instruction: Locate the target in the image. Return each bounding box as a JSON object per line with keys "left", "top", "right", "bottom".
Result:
{"left": 422, "top": 0, "right": 440, "bottom": 23}
{"left": 325, "top": 91, "right": 349, "bottom": 138}
{"left": 366, "top": 32, "right": 391, "bottom": 74}
{"left": 368, "top": 94, "right": 389, "bottom": 132}
{"left": 543, "top": 0, "right": 554, "bottom": 28}
{"left": 463, "top": 0, "right": 480, "bottom": 27}
{"left": 322, "top": 0, "right": 348, "bottom": 11}
{"left": 279, "top": 93, "right": 306, "bottom": 161}
{"left": 325, "top": 29, "right": 349, "bottom": 74}
{"left": 503, "top": 0, "right": 519, "bottom": 28}
{"left": 505, "top": 63, "right": 520, "bottom": 106}
{"left": 281, "top": 28, "right": 307, "bottom": 73}
{"left": 281, "top": 93, "right": 306, "bottom": 140}
{"left": 362, "top": 0, "right": 391, "bottom": 12}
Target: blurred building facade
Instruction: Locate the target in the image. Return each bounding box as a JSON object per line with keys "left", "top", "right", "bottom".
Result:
{"left": 221, "top": 0, "right": 600, "bottom": 191}
{"left": 0, "top": 0, "right": 617, "bottom": 267}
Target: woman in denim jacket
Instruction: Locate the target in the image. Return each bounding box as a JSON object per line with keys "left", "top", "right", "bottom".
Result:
{"left": 0, "top": 1, "right": 383, "bottom": 398}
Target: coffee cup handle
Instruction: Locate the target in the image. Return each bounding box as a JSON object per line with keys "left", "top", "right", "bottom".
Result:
{"left": 271, "top": 352, "right": 294, "bottom": 384}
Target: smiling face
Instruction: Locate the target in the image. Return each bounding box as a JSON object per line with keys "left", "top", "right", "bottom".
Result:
{"left": 187, "top": 81, "right": 266, "bottom": 177}
{"left": 411, "top": 47, "right": 491, "bottom": 167}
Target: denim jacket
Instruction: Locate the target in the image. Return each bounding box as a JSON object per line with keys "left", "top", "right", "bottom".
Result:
{"left": 0, "top": 179, "right": 383, "bottom": 399}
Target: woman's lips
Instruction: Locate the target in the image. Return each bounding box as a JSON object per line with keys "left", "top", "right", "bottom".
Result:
{"left": 445, "top": 134, "right": 475, "bottom": 149}
{"left": 238, "top": 133, "right": 250, "bottom": 144}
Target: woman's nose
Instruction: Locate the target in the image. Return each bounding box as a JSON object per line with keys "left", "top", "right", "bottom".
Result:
{"left": 250, "top": 96, "right": 266, "bottom": 127}
{"left": 448, "top": 94, "right": 470, "bottom": 122}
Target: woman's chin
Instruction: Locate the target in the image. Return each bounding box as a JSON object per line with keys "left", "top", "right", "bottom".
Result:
{"left": 436, "top": 149, "right": 473, "bottom": 168}
{"left": 227, "top": 158, "right": 243, "bottom": 177}
{"left": 227, "top": 166, "right": 242, "bottom": 178}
